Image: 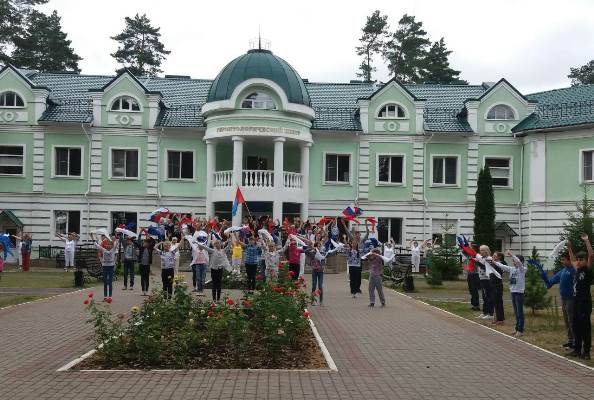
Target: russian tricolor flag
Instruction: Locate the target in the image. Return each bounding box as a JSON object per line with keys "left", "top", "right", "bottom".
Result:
{"left": 231, "top": 187, "right": 245, "bottom": 217}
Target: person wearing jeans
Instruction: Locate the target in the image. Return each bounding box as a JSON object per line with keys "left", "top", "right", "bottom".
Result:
{"left": 196, "top": 240, "right": 231, "bottom": 302}
{"left": 185, "top": 234, "right": 210, "bottom": 294}
{"left": 494, "top": 251, "right": 527, "bottom": 336}
{"left": 91, "top": 233, "right": 118, "bottom": 301}
{"left": 137, "top": 236, "right": 154, "bottom": 296}
{"left": 243, "top": 237, "right": 261, "bottom": 292}
{"left": 155, "top": 241, "right": 179, "bottom": 300}
{"left": 363, "top": 248, "right": 391, "bottom": 307}
{"left": 347, "top": 245, "right": 362, "bottom": 297}
{"left": 306, "top": 242, "right": 334, "bottom": 305}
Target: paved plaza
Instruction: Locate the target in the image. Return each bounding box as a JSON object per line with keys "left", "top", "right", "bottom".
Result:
{"left": 0, "top": 274, "right": 593, "bottom": 400}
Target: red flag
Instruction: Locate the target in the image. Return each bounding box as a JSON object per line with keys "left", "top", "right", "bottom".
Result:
{"left": 235, "top": 187, "right": 245, "bottom": 204}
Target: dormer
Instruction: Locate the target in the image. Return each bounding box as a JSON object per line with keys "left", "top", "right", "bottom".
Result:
{"left": 465, "top": 79, "right": 537, "bottom": 134}
{"left": 89, "top": 70, "right": 162, "bottom": 128}
{"left": 0, "top": 65, "right": 49, "bottom": 124}
{"left": 358, "top": 79, "right": 426, "bottom": 134}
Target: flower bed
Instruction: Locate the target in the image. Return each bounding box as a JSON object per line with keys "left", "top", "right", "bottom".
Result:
{"left": 78, "top": 270, "right": 327, "bottom": 369}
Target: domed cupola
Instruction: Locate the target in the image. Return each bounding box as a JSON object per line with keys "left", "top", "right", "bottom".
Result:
{"left": 206, "top": 48, "right": 310, "bottom": 106}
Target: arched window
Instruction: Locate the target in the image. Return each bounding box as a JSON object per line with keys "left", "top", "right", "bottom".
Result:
{"left": 377, "top": 103, "right": 406, "bottom": 118}
{"left": 0, "top": 91, "right": 25, "bottom": 107}
{"left": 110, "top": 96, "right": 141, "bottom": 112}
{"left": 487, "top": 104, "right": 515, "bottom": 120}
{"left": 241, "top": 92, "right": 276, "bottom": 110}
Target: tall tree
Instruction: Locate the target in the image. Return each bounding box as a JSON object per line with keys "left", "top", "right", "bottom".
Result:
{"left": 0, "top": 0, "right": 48, "bottom": 62}
{"left": 355, "top": 10, "right": 389, "bottom": 82}
{"left": 568, "top": 60, "right": 594, "bottom": 86}
{"left": 11, "top": 10, "right": 81, "bottom": 72}
{"left": 111, "top": 14, "right": 170, "bottom": 76}
{"left": 382, "top": 14, "right": 430, "bottom": 83}
{"left": 556, "top": 187, "right": 594, "bottom": 268}
{"left": 421, "top": 37, "right": 466, "bottom": 84}
{"left": 473, "top": 167, "right": 496, "bottom": 250}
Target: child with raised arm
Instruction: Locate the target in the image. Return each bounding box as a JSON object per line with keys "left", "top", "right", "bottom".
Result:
{"left": 567, "top": 234, "right": 593, "bottom": 360}
{"left": 410, "top": 238, "right": 421, "bottom": 273}
{"left": 243, "top": 236, "right": 261, "bottom": 292}
{"left": 155, "top": 240, "right": 180, "bottom": 299}
{"left": 56, "top": 232, "right": 79, "bottom": 272}
{"left": 122, "top": 236, "right": 136, "bottom": 290}
{"left": 137, "top": 231, "right": 154, "bottom": 296}
{"left": 263, "top": 241, "right": 283, "bottom": 280}
{"left": 184, "top": 233, "right": 209, "bottom": 295}
{"left": 362, "top": 248, "right": 392, "bottom": 307}
{"left": 493, "top": 250, "right": 527, "bottom": 336}
{"left": 532, "top": 248, "right": 576, "bottom": 349}
{"left": 91, "top": 233, "right": 118, "bottom": 302}
{"left": 195, "top": 239, "right": 231, "bottom": 302}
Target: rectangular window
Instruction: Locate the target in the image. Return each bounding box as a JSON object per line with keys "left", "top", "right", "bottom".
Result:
{"left": 111, "top": 211, "right": 137, "bottom": 233}
{"left": 167, "top": 150, "right": 194, "bottom": 180}
{"left": 325, "top": 153, "right": 350, "bottom": 183}
{"left": 54, "top": 210, "right": 81, "bottom": 235}
{"left": 377, "top": 217, "right": 402, "bottom": 244}
{"left": 378, "top": 155, "right": 404, "bottom": 184}
{"left": 583, "top": 150, "right": 593, "bottom": 183}
{"left": 0, "top": 145, "right": 24, "bottom": 175}
{"left": 485, "top": 157, "right": 511, "bottom": 187}
{"left": 54, "top": 147, "right": 82, "bottom": 177}
{"left": 432, "top": 156, "right": 458, "bottom": 185}
{"left": 111, "top": 149, "right": 139, "bottom": 179}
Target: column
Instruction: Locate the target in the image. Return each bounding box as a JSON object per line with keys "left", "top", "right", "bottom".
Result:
{"left": 232, "top": 136, "right": 244, "bottom": 225}
{"left": 273, "top": 137, "right": 285, "bottom": 222}
{"left": 300, "top": 143, "right": 311, "bottom": 221}
{"left": 205, "top": 139, "right": 216, "bottom": 218}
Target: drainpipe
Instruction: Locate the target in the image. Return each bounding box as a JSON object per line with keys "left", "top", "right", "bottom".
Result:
{"left": 515, "top": 132, "right": 524, "bottom": 253}
{"left": 423, "top": 132, "right": 435, "bottom": 242}
{"left": 82, "top": 123, "right": 91, "bottom": 240}
{"left": 157, "top": 127, "right": 164, "bottom": 206}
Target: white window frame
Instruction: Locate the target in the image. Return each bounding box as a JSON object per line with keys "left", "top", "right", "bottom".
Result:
{"left": 0, "top": 90, "right": 26, "bottom": 108}
{"left": 485, "top": 103, "right": 517, "bottom": 121}
{"left": 376, "top": 153, "right": 406, "bottom": 186}
{"left": 52, "top": 209, "right": 82, "bottom": 237}
{"left": 165, "top": 149, "right": 196, "bottom": 181}
{"left": 0, "top": 144, "right": 25, "bottom": 177}
{"left": 323, "top": 151, "right": 352, "bottom": 185}
{"left": 580, "top": 148, "right": 594, "bottom": 184}
{"left": 108, "top": 146, "right": 141, "bottom": 180}
{"left": 241, "top": 92, "right": 277, "bottom": 110}
{"left": 483, "top": 156, "right": 513, "bottom": 189}
{"left": 430, "top": 154, "right": 460, "bottom": 187}
{"left": 52, "top": 145, "right": 84, "bottom": 179}
{"left": 376, "top": 102, "right": 408, "bottom": 119}
{"left": 108, "top": 95, "right": 142, "bottom": 112}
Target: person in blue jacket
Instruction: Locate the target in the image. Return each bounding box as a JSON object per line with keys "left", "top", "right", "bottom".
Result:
{"left": 532, "top": 248, "right": 576, "bottom": 349}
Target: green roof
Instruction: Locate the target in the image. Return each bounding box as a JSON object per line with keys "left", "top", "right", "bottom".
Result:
{"left": 4, "top": 62, "right": 591, "bottom": 133}
{"left": 512, "top": 84, "right": 594, "bottom": 133}
{"left": 0, "top": 210, "right": 23, "bottom": 227}
{"left": 207, "top": 49, "right": 310, "bottom": 106}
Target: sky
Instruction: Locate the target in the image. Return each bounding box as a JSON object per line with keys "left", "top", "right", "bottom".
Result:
{"left": 39, "top": 0, "right": 594, "bottom": 94}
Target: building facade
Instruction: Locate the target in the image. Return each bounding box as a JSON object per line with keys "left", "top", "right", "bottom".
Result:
{"left": 0, "top": 47, "right": 593, "bottom": 261}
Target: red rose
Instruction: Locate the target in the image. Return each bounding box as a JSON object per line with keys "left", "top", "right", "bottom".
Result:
{"left": 88, "top": 292, "right": 94, "bottom": 298}
{"left": 303, "top": 311, "right": 310, "bottom": 319}
{"left": 226, "top": 298, "right": 235, "bottom": 306}
{"left": 217, "top": 315, "right": 223, "bottom": 321}
{"left": 288, "top": 271, "right": 295, "bottom": 278}
{"left": 207, "top": 311, "right": 214, "bottom": 317}
{"left": 83, "top": 299, "right": 89, "bottom": 305}
{"left": 256, "top": 274, "right": 263, "bottom": 281}
{"left": 314, "top": 289, "right": 321, "bottom": 296}
{"left": 106, "top": 297, "right": 113, "bottom": 304}
{"left": 243, "top": 299, "right": 252, "bottom": 308}
{"left": 298, "top": 276, "right": 305, "bottom": 281}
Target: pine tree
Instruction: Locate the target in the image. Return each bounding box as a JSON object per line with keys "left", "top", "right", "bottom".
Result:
{"left": 421, "top": 37, "right": 466, "bottom": 84}
{"left": 111, "top": 13, "right": 170, "bottom": 76}
{"left": 0, "top": 0, "right": 48, "bottom": 63}
{"left": 355, "top": 10, "right": 389, "bottom": 82}
{"left": 568, "top": 60, "right": 594, "bottom": 86}
{"left": 10, "top": 10, "right": 81, "bottom": 72}
{"left": 382, "top": 14, "right": 430, "bottom": 83}
{"left": 524, "top": 247, "right": 551, "bottom": 315}
{"left": 473, "top": 167, "right": 496, "bottom": 250}
{"left": 556, "top": 186, "right": 594, "bottom": 268}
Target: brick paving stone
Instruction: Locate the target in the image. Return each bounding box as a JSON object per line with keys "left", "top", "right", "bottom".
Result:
{"left": 0, "top": 273, "right": 593, "bottom": 399}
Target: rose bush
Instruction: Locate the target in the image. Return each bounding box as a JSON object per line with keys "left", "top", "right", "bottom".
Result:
{"left": 83, "top": 268, "right": 314, "bottom": 369}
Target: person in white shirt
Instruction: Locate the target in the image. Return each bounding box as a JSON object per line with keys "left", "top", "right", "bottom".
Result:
{"left": 155, "top": 240, "right": 180, "bottom": 299}
{"left": 90, "top": 233, "right": 118, "bottom": 302}
{"left": 56, "top": 232, "right": 79, "bottom": 272}
{"left": 184, "top": 234, "right": 210, "bottom": 295}
{"left": 410, "top": 239, "right": 421, "bottom": 273}
{"left": 383, "top": 238, "right": 396, "bottom": 265}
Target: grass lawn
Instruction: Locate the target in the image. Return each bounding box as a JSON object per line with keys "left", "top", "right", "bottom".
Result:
{"left": 0, "top": 295, "right": 43, "bottom": 308}
{"left": 0, "top": 270, "right": 79, "bottom": 288}
{"left": 385, "top": 275, "right": 593, "bottom": 368}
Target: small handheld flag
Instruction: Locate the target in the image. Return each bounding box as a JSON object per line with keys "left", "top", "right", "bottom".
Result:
{"left": 231, "top": 187, "right": 245, "bottom": 217}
